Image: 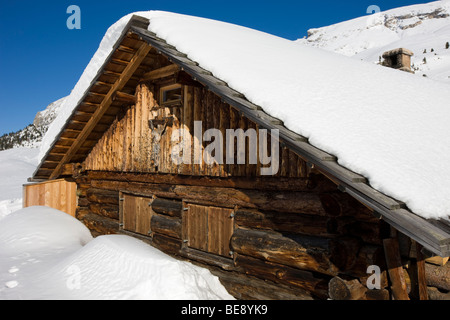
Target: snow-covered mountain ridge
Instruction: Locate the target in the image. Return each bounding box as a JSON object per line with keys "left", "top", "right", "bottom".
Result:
{"left": 297, "top": 0, "right": 450, "bottom": 82}
{"left": 0, "top": 97, "right": 67, "bottom": 150}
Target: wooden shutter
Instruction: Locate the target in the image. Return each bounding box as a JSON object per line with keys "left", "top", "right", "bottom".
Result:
{"left": 185, "top": 204, "right": 234, "bottom": 258}
{"left": 122, "top": 193, "right": 153, "bottom": 236}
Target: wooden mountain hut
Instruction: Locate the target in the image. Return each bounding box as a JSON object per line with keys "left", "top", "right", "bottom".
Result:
{"left": 24, "top": 14, "right": 450, "bottom": 300}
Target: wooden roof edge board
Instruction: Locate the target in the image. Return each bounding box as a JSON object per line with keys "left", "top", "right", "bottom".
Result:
{"left": 23, "top": 178, "right": 71, "bottom": 187}
{"left": 31, "top": 16, "right": 150, "bottom": 180}
{"left": 26, "top": 178, "right": 48, "bottom": 183}
{"left": 342, "top": 184, "right": 450, "bottom": 257}
{"left": 428, "top": 219, "right": 450, "bottom": 235}
{"left": 131, "top": 26, "right": 450, "bottom": 255}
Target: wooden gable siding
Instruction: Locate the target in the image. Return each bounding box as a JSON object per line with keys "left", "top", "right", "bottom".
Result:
{"left": 83, "top": 80, "right": 307, "bottom": 179}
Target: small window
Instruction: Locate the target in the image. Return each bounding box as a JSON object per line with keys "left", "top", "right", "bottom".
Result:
{"left": 183, "top": 204, "right": 235, "bottom": 258}
{"left": 120, "top": 193, "right": 153, "bottom": 236}
{"left": 160, "top": 84, "right": 182, "bottom": 106}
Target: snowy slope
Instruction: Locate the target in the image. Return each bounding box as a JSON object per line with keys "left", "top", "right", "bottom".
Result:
{"left": 297, "top": 0, "right": 450, "bottom": 82}
{"left": 33, "top": 97, "right": 67, "bottom": 136}
{"left": 0, "top": 207, "right": 234, "bottom": 300}
{"left": 0, "top": 97, "right": 67, "bottom": 151}
{"left": 0, "top": 148, "right": 40, "bottom": 219}
{"left": 40, "top": 11, "right": 450, "bottom": 219}
{"left": 0, "top": 97, "right": 66, "bottom": 218}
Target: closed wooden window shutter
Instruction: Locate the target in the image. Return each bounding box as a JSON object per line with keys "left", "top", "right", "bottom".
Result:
{"left": 122, "top": 194, "right": 153, "bottom": 236}
{"left": 185, "top": 204, "right": 234, "bottom": 258}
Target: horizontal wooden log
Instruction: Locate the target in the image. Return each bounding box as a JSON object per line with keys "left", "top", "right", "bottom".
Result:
{"left": 210, "top": 269, "right": 315, "bottom": 300}
{"left": 329, "top": 276, "right": 367, "bottom": 300}
{"left": 151, "top": 232, "right": 182, "bottom": 257}
{"left": 81, "top": 212, "right": 119, "bottom": 235}
{"left": 112, "top": 91, "right": 136, "bottom": 105}
{"left": 231, "top": 228, "right": 345, "bottom": 276}
{"left": 77, "top": 197, "right": 90, "bottom": 207}
{"left": 61, "top": 163, "right": 78, "bottom": 176}
{"left": 86, "top": 171, "right": 338, "bottom": 193}
{"left": 235, "top": 254, "right": 329, "bottom": 299}
{"left": 232, "top": 228, "right": 378, "bottom": 278}
{"left": 90, "top": 180, "right": 328, "bottom": 215}
{"left": 89, "top": 203, "right": 119, "bottom": 220}
{"left": 151, "top": 214, "right": 182, "bottom": 239}
{"left": 235, "top": 208, "right": 331, "bottom": 236}
{"left": 142, "top": 64, "right": 180, "bottom": 82}
{"left": 151, "top": 198, "right": 183, "bottom": 218}
{"left": 76, "top": 207, "right": 89, "bottom": 220}
{"left": 86, "top": 188, "right": 119, "bottom": 205}
{"left": 425, "top": 262, "right": 450, "bottom": 291}
{"left": 181, "top": 248, "right": 234, "bottom": 271}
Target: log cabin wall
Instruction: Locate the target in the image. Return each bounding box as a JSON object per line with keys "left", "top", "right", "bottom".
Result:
{"left": 74, "top": 73, "right": 393, "bottom": 300}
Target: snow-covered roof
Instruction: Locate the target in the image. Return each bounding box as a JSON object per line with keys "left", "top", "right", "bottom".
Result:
{"left": 39, "top": 11, "right": 450, "bottom": 224}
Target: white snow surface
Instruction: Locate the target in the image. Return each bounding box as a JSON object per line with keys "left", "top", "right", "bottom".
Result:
{"left": 40, "top": 10, "right": 450, "bottom": 219}
{"left": 297, "top": 0, "right": 450, "bottom": 83}
{"left": 0, "top": 148, "right": 40, "bottom": 220}
{"left": 0, "top": 206, "right": 234, "bottom": 300}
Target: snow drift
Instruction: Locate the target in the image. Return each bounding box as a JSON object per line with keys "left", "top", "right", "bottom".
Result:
{"left": 0, "top": 207, "right": 234, "bottom": 300}
{"left": 39, "top": 10, "right": 450, "bottom": 219}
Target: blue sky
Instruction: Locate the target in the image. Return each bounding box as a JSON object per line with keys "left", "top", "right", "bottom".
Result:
{"left": 0, "top": 0, "right": 431, "bottom": 135}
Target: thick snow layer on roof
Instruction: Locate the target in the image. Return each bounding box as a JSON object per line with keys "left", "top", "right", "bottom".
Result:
{"left": 40, "top": 11, "right": 450, "bottom": 219}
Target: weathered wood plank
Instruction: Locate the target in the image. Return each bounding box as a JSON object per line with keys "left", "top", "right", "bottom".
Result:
{"left": 383, "top": 237, "right": 410, "bottom": 300}
{"left": 185, "top": 204, "right": 208, "bottom": 252}
{"left": 207, "top": 206, "right": 234, "bottom": 258}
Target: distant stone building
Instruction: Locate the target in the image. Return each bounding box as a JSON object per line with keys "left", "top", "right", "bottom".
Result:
{"left": 382, "top": 48, "right": 414, "bottom": 73}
